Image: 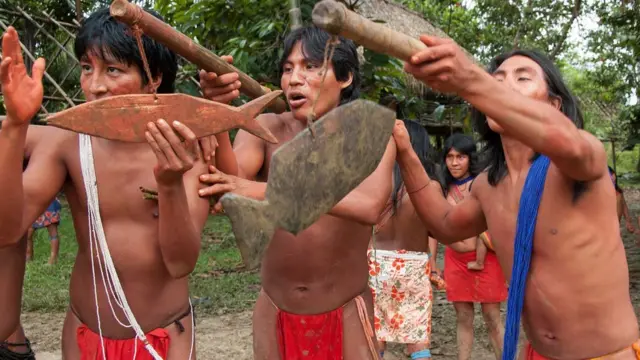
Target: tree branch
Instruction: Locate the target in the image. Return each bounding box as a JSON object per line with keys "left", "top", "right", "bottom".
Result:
{"left": 513, "top": 0, "right": 534, "bottom": 49}
{"left": 549, "top": 0, "right": 583, "bottom": 60}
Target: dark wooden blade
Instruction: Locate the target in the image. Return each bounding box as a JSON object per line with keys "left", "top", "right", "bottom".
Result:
{"left": 221, "top": 99, "right": 395, "bottom": 269}
{"left": 266, "top": 99, "right": 396, "bottom": 234}
{"left": 45, "top": 92, "right": 280, "bottom": 143}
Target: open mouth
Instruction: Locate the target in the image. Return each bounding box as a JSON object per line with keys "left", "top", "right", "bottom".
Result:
{"left": 287, "top": 93, "right": 307, "bottom": 109}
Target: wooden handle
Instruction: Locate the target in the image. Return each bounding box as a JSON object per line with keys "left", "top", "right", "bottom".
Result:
{"left": 110, "top": 0, "right": 287, "bottom": 114}
{"left": 312, "top": 0, "right": 427, "bottom": 61}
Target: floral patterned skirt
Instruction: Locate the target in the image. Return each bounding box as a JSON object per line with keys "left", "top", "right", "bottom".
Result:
{"left": 32, "top": 199, "right": 61, "bottom": 229}
{"left": 367, "top": 249, "right": 433, "bottom": 344}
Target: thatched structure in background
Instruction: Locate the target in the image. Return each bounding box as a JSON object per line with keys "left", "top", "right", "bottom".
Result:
{"left": 350, "top": 0, "right": 467, "bottom": 144}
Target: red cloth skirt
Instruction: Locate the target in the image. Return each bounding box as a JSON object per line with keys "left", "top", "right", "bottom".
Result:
{"left": 277, "top": 306, "right": 343, "bottom": 359}
{"left": 444, "top": 247, "right": 507, "bottom": 303}
{"left": 77, "top": 324, "right": 170, "bottom": 360}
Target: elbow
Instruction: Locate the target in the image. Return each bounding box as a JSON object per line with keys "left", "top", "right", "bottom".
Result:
{"left": 164, "top": 248, "right": 199, "bottom": 279}
{"left": 166, "top": 261, "right": 197, "bottom": 279}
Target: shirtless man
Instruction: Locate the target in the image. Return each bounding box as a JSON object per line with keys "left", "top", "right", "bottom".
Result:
{"left": 394, "top": 36, "right": 639, "bottom": 359}
{"left": 439, "top": 133, "right": 506, "bottom": 360}
{"left": 0, "top": 7, "right": 234, "bottom": 358}
{"left": 368, "top": 118, "right": 441, "bottom": 359}
{"left": 198, "top": 25, "right": 396, "bottom": 359}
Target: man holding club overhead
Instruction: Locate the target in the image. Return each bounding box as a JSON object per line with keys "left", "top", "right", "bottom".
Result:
{"left": 198, "top": 25, "right": 396, "bottom": 359}
{"left": 393, "top": 34, "right": 640, "bottom": 359}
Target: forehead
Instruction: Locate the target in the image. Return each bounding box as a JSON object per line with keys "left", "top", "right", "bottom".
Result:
{"left": 284, "top": 42, "right": 306, "bottom": 63}
{"left": 80, "top": 46, "right": 127, "bottom": 65}
{"left": 494, "top": 55, "right": 544, "bottom": 75}
{"left": 447, "top": 148, "right": 466, "bottom": 156}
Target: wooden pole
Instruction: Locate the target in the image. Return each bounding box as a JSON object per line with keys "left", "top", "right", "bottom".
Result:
{"left": 75, "top": 0, "right": 83, "bottom": 22}
{"left": 109, "top": 0, "right": 287, "bottom": 114}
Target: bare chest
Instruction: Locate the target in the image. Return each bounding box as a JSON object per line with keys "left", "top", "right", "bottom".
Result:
{"left": 64, "top": 138, "right": 162, "bottom": 227}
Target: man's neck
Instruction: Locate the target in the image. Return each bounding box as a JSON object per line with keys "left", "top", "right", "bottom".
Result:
{"left": 501, "top": 135, "right": 535, "bottom": 181}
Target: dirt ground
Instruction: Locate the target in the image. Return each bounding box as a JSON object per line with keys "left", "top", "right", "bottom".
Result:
{"left": 21, "top": 190, "right": 640, "bottom": 360}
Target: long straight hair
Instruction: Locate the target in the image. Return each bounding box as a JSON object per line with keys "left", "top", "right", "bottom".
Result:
{"left": 473, "top": 50, "right": 584, "bottom": 187}
{"left": 440, "top": 133, "right": 479, "bottom": 196}
{"left": 392, "top": 119, "right": 436, "bottom": 211}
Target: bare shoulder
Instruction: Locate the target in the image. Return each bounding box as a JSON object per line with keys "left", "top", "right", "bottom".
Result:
{"left": 256, "top": 112, "right": 290, "bottom": 133}
{"left": 27, "top": 125, "right": 75, "bottom": 158}
{"left": 470, "top": 172, "right": 490, "bottom": 198}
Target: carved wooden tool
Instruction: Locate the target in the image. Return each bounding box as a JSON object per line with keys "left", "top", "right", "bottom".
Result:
{"left": 312, "top": 0, "right": 427, "bottom": 61}
{"left": 220, "top": 100, "right": 396, "bottom": 270}
{"left": 109, "top": 0, "right": 287, "bottom": 114}
{"left": 45, "top": 91, "right": 281, "bottom": 143}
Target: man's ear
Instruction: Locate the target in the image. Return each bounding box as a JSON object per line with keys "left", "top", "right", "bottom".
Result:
{"left": 550, "top": 95, "right": 562, "bottom": 111}
{"left": 148, "top": 74, "right": 163, "bottom": 92}
{"left": 340, "top": 72, "right": 353, "bottom": 90}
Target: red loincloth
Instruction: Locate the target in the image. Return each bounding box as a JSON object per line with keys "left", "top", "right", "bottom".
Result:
{"left": 77, "top": 324, "right": 170, "bottom": 360}
{"left": 277, "top": 307, "right": 343, "bottom": 359}
{"left": 524, "top": 341, "right": 640, "bottom": 360}
{"left": 444, "top": 247, "right": 507, "bottom": 303}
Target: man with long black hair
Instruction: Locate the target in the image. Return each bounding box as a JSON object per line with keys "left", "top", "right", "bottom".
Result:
{"left": 393, "top": 35, "right": 639, "bottom": 359}
{"left": 0, "top": 6, "right": 235, "bottom": 358}
{"left": 198, "top": 25, "right": 396, "bottom": 359}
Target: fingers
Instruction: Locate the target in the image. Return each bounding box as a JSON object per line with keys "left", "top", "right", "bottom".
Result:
{"left": 199, "top": 136, "right": 212, "bottom": 161}
{"left": 198, "top": 183, "right": 235, "bottom": 197}
{"left": 404, "top": 60, "right": 453, "bottom": 82}
{"left": 3, "top": 27, "right": 24, "bottom": 67}
{"left": 171, "top": 120, "right": 199, "bottom": 159}
{"left": 220, "top": 55, "right": 233, "bottom": 64}
{"left": 0, "top": 56, "right": 11, "bottom": 84}
{"left": 198, "top": 136, "right": 218, "bottom": 161}
{"left": 147, "top": 120, "right": 194, "bottom": 171}
{"left": 145, "top": 130, "right": 168, "bottom": 167}
{"left": 409, "top": 42, "right": 455, "bottom": 66}
{"left": 31, "top": 58, "right": 46, "bottom": 83}
{"left": 418, "top": 35, "right": 452, "bottom": 48}
{"left": 199, "top": 171, "right": 230, "bottom": 184}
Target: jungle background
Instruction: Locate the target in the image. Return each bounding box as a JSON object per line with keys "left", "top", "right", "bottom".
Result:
{"left": 0, "top": 0, "right": 639, "bottom": 358}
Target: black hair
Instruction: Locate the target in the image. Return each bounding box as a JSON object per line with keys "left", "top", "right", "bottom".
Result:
{"left": 473, "top": 49, "right": 584, "bottom": 187}
{"left": 279, "top": 25, "right": 361, "bottom": 104}
{"left": 74, "top": 7, "right": 178, "bottom": 94}
{"left": 392, "top": 119, "right": 436, "bottom": 211}
{"left": 440, "top": 133, "right": 479, "bottom": 196}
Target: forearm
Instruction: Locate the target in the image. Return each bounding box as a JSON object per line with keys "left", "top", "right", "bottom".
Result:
{"left": 0, "top": 124, "right": 28, "bottom": 244}
{"left": 157, "top": 181, "right": 201, "bottom": 278}
{"left": 328, "top": 190, "right": 381, "bottom": 225}
{"left": 214, "top": 132, "right": 239, "bottom": 176}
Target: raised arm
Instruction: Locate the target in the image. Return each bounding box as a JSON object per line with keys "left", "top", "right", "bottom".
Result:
{"left": 146, "top": 120, "right": 210, "bottom": 278}
{"left": 0, "top": 27, "right": 67, "bottom": 246}
{"left": 403, "top": 35, "right": 607, "bottom": 182}
{"left": 393, "top": 121, "right": 486, "bottom": 243}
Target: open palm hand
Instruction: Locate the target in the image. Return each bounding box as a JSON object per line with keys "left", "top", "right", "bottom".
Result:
{"left": 0, "top": 27, "right": 45, "bottom": 126}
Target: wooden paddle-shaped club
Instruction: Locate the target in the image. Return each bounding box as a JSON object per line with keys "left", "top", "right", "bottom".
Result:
{"left": 311, "top": 1, "right": 478, "bottom": 64}
{"left": 312, "top": 0, "right": 428, "bottom": 61}
{"left": 45, "top": 91, "right": 281, "bottom": 143}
